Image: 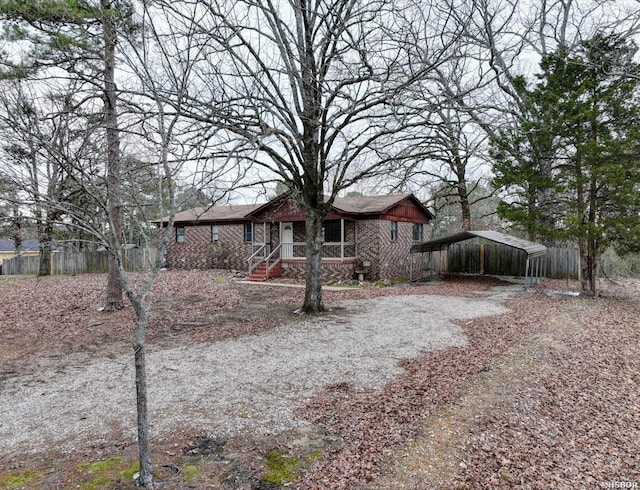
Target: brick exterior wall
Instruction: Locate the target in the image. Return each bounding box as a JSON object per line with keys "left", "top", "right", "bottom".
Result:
{"left": 281, "top": 259, "right": 357, "bottom": 281}
{"left": 377, "top": 220, "right": 416, "bottom": 280}
{"left": 166, "top": 224, "right": 252, "bottom": 270}
{"left": 355, "top": 219, "right": 381, "bottom": 280}
{"left": 355, "top": 219, "right": 427, "bottom": 280}
{"left": 166, "top": 217, "right": 429, "bottom": 280}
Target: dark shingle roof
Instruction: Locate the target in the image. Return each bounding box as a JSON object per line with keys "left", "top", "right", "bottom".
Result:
{"left": 159, "top": 193, "right": 433, "bottom": 224}
{"left": 0, "top": 238, "right": 39, "bottom": 252}
{"left": 333, "top": 194, "right": 414, "bottom": 214}
{"left": 159, "top": 203, "right": 262, "bottom": 224}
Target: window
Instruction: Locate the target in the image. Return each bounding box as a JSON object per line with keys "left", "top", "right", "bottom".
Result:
{"left": 390, "top": 221, "right": 398, "bottom": 241}
{"left": 243, "top": 223, "right": 253, "bottom": 242}
{"left": 176, "top": 226, "right": 185, "bottom": 243}
{"left": 323, "top": 220, "right": 342, "bottom": 242}
{"left": 412, "top": 223, "right": 424, "bottom": 241}
{"left": 211, "top": 225, "right": 219, "bottom": 243}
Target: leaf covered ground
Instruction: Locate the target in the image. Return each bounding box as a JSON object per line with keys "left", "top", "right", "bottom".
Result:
{"left": 0, "top": 271, "right": 638, "bottom": 488}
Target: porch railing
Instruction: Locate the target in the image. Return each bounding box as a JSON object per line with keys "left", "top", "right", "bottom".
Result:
{"left": 285, "top": 242, "right": 356, "bottom": 259}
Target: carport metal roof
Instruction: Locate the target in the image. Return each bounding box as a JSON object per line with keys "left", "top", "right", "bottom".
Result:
{"left": 410, "top": 230, "right": 547, "bottom": 258}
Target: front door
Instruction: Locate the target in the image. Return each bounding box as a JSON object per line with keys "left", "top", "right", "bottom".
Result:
{"left": 281, "top": 222, "right": 293, "bottom": 258}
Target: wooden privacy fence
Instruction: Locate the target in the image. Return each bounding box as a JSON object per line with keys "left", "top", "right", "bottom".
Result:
{"left": 425, "top": 243, "right": 580, "bottom": 280}
{"left": 1, "top": 248, "right": 157, "bottom": 276}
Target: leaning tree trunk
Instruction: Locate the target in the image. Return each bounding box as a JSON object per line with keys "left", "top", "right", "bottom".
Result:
{"left": 303, "top": 208, "right": 325, "bottom": 313}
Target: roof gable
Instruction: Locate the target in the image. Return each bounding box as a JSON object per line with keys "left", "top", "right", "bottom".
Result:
{"left": 249, "top": 192, "right": 433, "bottom": 222}
{"left": 333, "top": 194, "right": 434, "bottom": 220}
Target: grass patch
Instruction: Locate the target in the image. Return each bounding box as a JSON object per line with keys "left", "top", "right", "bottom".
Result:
{"left": 261, "top": 447, "right": 324, "bottom": 486}
{"left": 78, "top": 456, "right": 123, "bottom": 473}
{"left": 0, "top": 470, "right": 42, "bottom": 488}
{"left": 76, "top": 456, "right": 139, "bottom": 489}
{"left": 182, "top": 464, "right": 200, "bottom": 482}
{"left": 261, "top": 449, "right": 301, "bottom": 485}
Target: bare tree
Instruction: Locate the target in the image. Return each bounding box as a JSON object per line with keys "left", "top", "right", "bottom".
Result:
{"left": 404, "top": 0, "right": 640, "bottom": 241}
{"left": 106, "top": 3, "right": 244, "bottom": 483}
{"left": 0, "top": 0, "right": 136, "bottom": 308}
{"left": 0, "top": 3, "right": 232, "bottom": 486}
{"left": 158, "top": 0, "right": 461, "bottom": 312}
{"left": 0, "top": 81, "right": 92, "bottom": 274}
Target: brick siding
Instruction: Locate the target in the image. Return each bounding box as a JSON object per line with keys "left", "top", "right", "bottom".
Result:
{"left": 377, "top": 220, "right": 416, "bottom": 280}
{"left": 166, "top": 218, "right": 429, "bottom": 280}
{"left": 355, "top": 220, "right": 381, "bottom": 280}
{"left": 166, "top": 224, "right": 251, "bottom": 270}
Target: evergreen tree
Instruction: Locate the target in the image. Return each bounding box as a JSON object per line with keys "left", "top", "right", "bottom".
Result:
{"left": 492, "top": 34, "right": 640, "bottom": 295}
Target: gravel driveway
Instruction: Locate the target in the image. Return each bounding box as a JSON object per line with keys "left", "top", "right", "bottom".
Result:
{"left": 0, "top": 290, "right": 513, "bottom": 459}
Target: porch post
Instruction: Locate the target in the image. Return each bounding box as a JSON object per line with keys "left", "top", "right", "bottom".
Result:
{"left": 340, "top": 219, "right": 345, "bottom": 259}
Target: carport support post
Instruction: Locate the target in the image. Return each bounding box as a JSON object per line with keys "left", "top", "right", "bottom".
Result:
{"left": 525, "top": 256, "right": 530, "bottom": 288}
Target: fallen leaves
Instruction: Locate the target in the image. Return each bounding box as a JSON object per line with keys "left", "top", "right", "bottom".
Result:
{"left": 298, "top": 279, "right": 640, "bottom": 489}
{"left": 1, "top": 273, "right": 638, "bottom": 488}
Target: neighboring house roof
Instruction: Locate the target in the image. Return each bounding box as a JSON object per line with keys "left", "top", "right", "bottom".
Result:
{"left": 410, "top": 230, "right": 547, "bottom": 258}
{"left": 0, "top": 238, "right": 39, "bottom": 252}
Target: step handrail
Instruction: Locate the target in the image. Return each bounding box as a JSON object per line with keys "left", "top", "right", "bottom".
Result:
{"left": 247, "top": 244, "right": 267, "bottom": 274}
{"left": 264, "top": 244, "right": 282, "bottom": 279}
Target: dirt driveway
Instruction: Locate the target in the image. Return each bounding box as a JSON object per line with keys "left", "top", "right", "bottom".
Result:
{"left": 0, "top": 288, "right": 511, "bottom": 461}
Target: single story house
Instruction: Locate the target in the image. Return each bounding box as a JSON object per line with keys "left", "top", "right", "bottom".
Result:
{"left": 0, "top": 238, "right": 40, "bottom": 265}
{"left": 158, "top": 193, "right": 434, "bottom": 281}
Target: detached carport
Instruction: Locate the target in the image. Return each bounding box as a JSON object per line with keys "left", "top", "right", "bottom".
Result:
{"left": 409, "top": 230, "right": 547, "bottom": 287}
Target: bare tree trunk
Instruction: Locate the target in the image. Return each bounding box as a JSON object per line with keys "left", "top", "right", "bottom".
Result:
{"left": 11, "top": 207, "right": 23, "bottom": 275}
{"left": 102, "top": 0, "right": 124, "bottom": 311}
{"left": 579, "top": 243, "right": 597, "bottom": 296}
{"left": 457, "top": 181, "right": 472, "bottom": 230}
{"left": 38, "top": 217, "right": 54, "bottom": 276}
{"left": 303, "top": 207, "right": 325, "bottom": 313}
{"left": 131, "top": 299, "right": 154, "bottom": 487}
{"left": 100, "top": 0, "right": 124, "bottom": 311}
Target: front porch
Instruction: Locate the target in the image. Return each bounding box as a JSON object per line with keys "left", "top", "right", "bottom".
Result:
{"left": 247, "top": 219, "right": 358, "bottom": 281}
